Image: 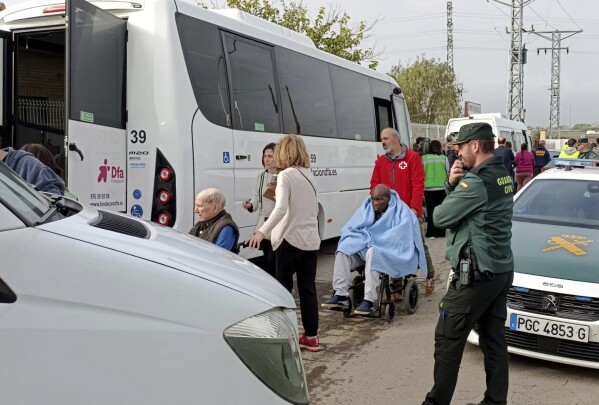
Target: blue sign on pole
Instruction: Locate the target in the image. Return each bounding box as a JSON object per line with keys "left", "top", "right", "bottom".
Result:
{"left": 223, "top": 152, "right": 230, "bottom": 164}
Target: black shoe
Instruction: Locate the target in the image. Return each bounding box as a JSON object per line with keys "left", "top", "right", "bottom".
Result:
{"left": 321, "top": 295, "right": 349, "bottom": 310}
{"left": 354, "top": 300, "right": 375, "bottom": 315}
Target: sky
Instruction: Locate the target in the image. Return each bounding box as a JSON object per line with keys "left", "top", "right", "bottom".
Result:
{"left": 3, "top": 0, "right": 596, "bottom": 127}
{"left": 303, "top": 0, "right": 598, "bottom": 127}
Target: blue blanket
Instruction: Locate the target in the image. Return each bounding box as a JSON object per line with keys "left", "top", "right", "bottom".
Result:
{"left": 337, "top": 190, "right": 427, "bottom": 278}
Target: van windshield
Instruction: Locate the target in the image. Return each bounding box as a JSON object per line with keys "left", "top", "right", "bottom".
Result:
{"left": 0, "top": 161, "right": 50, "bottom": 224}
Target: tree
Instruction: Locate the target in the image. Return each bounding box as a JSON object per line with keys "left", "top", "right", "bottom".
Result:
{"left": 206, "top": 0, "right": 378, "bottom": 68}
{"left": 389, "top": 56, "right": 461, "bottom": 125}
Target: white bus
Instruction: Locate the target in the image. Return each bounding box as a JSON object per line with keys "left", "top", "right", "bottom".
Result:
{"left": 0, "top": 0, "right": 413, "bottom": 242}
{"left": 446, "top": 113, "right": 531, "bottom": 153}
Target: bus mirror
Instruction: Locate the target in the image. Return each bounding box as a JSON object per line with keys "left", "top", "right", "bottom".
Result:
{"left": 392, "top": 87, "right": 402, "bottom": 95}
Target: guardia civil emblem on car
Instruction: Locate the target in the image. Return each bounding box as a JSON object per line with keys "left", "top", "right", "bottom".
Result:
{"left": 542, "top": 234, "right": 593, "bottom": 256}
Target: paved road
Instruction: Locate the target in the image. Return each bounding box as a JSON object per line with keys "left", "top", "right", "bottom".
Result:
{"left": 295, "top": 237, "right": 599, "bottom": 405}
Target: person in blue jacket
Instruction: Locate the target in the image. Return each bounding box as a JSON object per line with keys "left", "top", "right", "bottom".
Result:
{"left": 532, "top": 140, "right": 552, "bottom": 176}
{"left": 189, "top": 188, "right": 239, "bottom": 252}
{"left": 0, "top": 147, "right": 64, "bottom": 195}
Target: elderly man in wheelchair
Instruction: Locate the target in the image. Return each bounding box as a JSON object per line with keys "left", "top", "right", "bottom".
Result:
{"left": 322, "top": 184, "right": 427, "bottom": 318}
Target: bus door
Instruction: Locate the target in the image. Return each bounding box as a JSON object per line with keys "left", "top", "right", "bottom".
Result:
{"left": 66, "top": 0, "right": 127, "bottom": 210}
{"left": 222, "top": 32, "right": 281, "bottom": 229}
{"left": 0, "top": 30, "right": 11, "bottom": 148}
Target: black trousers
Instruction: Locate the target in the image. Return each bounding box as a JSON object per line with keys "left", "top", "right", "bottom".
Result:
{"left": 253, "top": 239, "right": 276, "bottom": 278}
{"left": 424, "top": 190, "right": 447, "bottom": 238}
{"left": 275, "top": 239, "right": 319, "bottom": 336}
{"left": 423, "top": 271, "right": 514, "bottom": 405}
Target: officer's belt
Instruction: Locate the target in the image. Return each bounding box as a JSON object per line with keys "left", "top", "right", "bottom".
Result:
{"left": 473, "top": 269, "right": 495, "bottom": 281}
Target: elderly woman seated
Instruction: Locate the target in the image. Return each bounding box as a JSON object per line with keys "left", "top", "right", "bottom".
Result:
{"left": 189, "top": 188, "right": 239, "bottom": 251}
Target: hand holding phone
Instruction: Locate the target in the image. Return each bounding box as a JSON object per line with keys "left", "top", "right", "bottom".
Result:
{"left": 448, "top": 159, "right": 465, "bottom": 186}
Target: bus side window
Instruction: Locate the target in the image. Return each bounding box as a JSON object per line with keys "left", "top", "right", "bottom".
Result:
{"left": 275, "top": 47, "right": 336, "bottom": 137}
{"left": 224, "top": 34, "right": 280, "bottom": 133}
{"left": 392, "top": 95, "right": 411, "bottom": 146}
{"left": 176, "top": 14, "right": 232, "bottom": 128}
{"left": 373, "top": 98, "right": 392, "bottom": 139}
{"left": 329, "top": 65, "right": 375, "bottom": 141}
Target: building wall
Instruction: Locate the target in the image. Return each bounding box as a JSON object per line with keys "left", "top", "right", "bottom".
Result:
{"left": 17, "top": 48, "right": 64, "bottom": 100}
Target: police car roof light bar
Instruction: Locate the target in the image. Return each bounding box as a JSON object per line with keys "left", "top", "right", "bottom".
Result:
{"left": 552, "top": 158, "right": 599, "bottom": 169}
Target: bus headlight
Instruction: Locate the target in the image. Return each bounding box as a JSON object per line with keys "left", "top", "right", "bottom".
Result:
{"left": 224, "top": 309, "right": 309, "bottom": 404}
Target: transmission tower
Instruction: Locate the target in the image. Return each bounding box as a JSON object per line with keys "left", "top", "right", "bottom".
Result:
{"left": 447, "top": 2, "right": 453, "bottom": 68}
{"left": 533, "top": 29, "right": 582, "bottom": 138}
{"left": 493, "top": 0, "right": 535, "bottom": 122}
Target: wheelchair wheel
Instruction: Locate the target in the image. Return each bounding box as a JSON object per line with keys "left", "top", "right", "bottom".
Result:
{"left": 403, "top": 279, "right": 419, "bottom": 314}
{"left": 349, "top": 275, "right": 365, "bottom": 309}
{"left": 384, "top": 302, "right": 395, "bottom": 322}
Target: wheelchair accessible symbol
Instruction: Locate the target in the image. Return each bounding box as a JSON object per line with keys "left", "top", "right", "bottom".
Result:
{"left": 223, "top": 152, "right": 230, "bottom": 164}
{"left": 131, "top": 205, "right": 143, "bottom": 218}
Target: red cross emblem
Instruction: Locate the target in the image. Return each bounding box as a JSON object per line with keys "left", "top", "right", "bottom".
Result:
{"left": 398, "top": 161, "right": 408, "bottom": 170}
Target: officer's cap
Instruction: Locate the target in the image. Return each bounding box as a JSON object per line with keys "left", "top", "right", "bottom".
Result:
{"left": 578, "top": 137, "right": 589, "bottom": 144}
{"left": 448, "top": 123, "right": 496, "bottom": 145}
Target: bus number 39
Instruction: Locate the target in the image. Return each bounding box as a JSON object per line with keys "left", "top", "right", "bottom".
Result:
{"left": 310, "top": 154, "right": 317, "bottom": 163}
{"left": 131, "top": 130, "right": 147, "bottom": 144}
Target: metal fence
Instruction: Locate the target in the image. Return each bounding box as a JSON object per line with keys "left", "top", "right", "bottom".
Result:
{"left": 410, "top": 123, "right": 446, "bottom": 141}
{"left": 17, "top": 97, "right": 65, "bottom": 131}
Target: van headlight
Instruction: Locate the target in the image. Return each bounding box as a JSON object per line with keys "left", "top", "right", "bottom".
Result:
{"left": 224, "top": 308, "right": 309, "bottom": 404}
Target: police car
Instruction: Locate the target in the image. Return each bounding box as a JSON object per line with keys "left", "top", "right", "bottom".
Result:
{"left": 468, "top": 158, "right": 599, "bottom": 369}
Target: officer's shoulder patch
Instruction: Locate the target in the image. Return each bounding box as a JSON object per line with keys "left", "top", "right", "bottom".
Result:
{"left": 459, "top": 181, "right": 469, "bottom": 189}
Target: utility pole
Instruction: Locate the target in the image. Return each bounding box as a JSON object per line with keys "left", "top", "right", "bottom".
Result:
{"left": 533, "top": 29, "right": 582, "bottom": 138}
{"left": 492, "top": 0, "right": 535, "bottom": 122}
{"left": 447, "top": 2, "right": 453, "bottom": 68}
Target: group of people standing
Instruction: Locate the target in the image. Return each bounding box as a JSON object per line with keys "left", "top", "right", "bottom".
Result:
{"left": 190, "top": 135, "right": 322, "bottom": 351}
{"left": 187, "top": 125, "right": 516, "bottom": 405}
{"left": 559, "top": 136, "right": 598, "bottom": 160}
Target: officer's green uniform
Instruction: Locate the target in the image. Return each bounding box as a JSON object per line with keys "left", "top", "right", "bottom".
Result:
{"left": 580, "top": 150, "right": 598, "bottom": 159}
{"left": 577, "top": 138, "right": 598, "bottom": 160}
{"left": 423, "top": 123, "right": 514, "bottom": 405}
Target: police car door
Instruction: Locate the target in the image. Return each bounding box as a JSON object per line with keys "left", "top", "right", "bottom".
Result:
{"left": 66, "top": 0, "right": 127, "bottom": 210}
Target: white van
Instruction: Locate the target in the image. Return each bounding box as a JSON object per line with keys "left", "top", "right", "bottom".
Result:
{"left": 446, "top": 113, "right": 531, "bottom": 153}
{"left": 0, "top": 160, "right": 308, "bottom": 404}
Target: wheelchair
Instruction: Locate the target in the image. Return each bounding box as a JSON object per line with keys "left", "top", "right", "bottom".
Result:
{"left": 336, "top": 265, "right": 420, "bottom": 322}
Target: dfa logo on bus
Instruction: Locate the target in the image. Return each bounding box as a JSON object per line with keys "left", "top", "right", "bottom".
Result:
{"left": 98, "top": 159, "right": 125, "bottom": 184}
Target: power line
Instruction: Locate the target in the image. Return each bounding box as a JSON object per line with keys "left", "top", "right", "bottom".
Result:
{"left": 384, "top": 46, "right": 507, "bottom": 55}
{"left": 555, "top": 0, "right": 582, "bottom": 30}
{"left": 528, "top": 5, "right": 557, "bottom": 30}
{"left": 378, "top": 13, "right": 445, "bottom": 24}
{"left": 365, "top": 29, "right": 509, "bottom": 41}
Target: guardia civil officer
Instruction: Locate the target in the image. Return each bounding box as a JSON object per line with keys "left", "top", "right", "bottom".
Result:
{"left": 422, "top": 123, "right": 514, "bottom": 405}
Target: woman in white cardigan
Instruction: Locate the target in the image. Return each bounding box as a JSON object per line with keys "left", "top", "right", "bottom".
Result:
{"left": 242, "top": 142, "right": 277, "bottom": 277}
{"left": 247, "top": 134, "right": 321, "bottom": 352}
